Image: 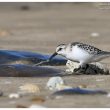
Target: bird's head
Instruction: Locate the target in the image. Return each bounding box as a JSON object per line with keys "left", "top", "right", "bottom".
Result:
{"left": 49, "top": 44, "right": 66, "bottom": 61}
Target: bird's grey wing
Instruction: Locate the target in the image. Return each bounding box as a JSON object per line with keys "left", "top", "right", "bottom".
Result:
{"left": 71, "top": 42, "right": 102, "bottom": 55}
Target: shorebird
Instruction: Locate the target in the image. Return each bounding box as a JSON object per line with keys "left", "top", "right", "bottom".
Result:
{"left": 48, "top": 42, "right": 110, "bottom": 72}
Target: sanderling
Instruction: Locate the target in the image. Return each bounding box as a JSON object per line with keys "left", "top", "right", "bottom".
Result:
{"left": 49, "top": 42, "right": 110, "bottom": 72}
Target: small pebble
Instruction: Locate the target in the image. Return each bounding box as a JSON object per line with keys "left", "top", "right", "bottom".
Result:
{"left": 31, "top": 96, "right": 45, "bottom": 103}
{"left": 46, "top": 77, "right": 64, "bottom": 90}
{"left": 78, "top": 84, "right": 87, "bottom": 88}
{"left": 90, "top": 32, "right": 100, "bottom": 37}
{"left": 19, "top": 83, "right": 40, "bottom": 94}
{"left": 20, "top": 5, "right": 30, "bottom": 10}
{"left": 9, "top": 93, "right": 20, "bottom": 99}
{"left": 66, "top": 60, "right": 79, "bottom": 73}
{"left": 0, "top": 29, "right": 10, "bottom": 37}
{"left": 16, "top": 105, "right": 27, "bottom": 108}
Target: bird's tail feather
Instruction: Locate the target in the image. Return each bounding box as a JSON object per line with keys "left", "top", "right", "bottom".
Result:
{"left": 102, "top": 51, "right": 110, "bottom": 56}
{"left": 93, "top": 51, "right": 110, "bottom": 62}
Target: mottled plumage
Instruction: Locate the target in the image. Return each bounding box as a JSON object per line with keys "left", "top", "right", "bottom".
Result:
{"left": 71, "top": 42, "right": 102, "bottom": 55}
{"left": 49, "top": 42, "right": 110, "bottom": 68}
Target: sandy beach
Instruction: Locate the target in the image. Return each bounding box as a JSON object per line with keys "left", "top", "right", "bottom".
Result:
{"left": 0, "top": 3, "right": 110, "bottom": 108}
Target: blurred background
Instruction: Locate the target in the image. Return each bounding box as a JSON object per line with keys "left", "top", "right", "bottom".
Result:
{"left": 0, "top": 2, "right": 109, "bottom": 54}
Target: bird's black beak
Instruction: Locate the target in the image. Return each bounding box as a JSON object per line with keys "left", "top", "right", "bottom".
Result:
{"left": 49, "top": 52, "right": 57, "bottom": 61}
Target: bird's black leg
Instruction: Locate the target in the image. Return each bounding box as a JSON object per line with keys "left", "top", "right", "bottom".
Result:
{"left": 82, "top": 64, "right": 89, "bottom": 70}
{"left": 74, "top": 66, "right": 81, "bottom": 72}
{"left": 74, "top": 64, "right": 89, "bottom": 74}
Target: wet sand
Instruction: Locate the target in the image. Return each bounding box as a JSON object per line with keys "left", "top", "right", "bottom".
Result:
{"left": 0, "top": 3, "right": 110, "bottom": 108}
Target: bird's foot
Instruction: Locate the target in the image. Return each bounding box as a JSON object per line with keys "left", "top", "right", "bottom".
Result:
{"left": 82, "top": 64, "right": 89, "bottom": 70}
{"left": 74, "top": 64, "right": 89, "bottom": 74}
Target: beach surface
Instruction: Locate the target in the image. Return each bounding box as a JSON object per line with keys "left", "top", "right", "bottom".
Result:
{"left": 0, "top": 3, "right": 110, "bottom": 108}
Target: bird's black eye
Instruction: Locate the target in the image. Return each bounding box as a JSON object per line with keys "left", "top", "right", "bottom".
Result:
{"left": 58, "top": 48, "right": 62, "bottom": 51}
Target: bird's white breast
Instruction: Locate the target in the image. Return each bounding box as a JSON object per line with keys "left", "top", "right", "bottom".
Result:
{"left": 66, "top": 45, "right": 93, "bottom": 63}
